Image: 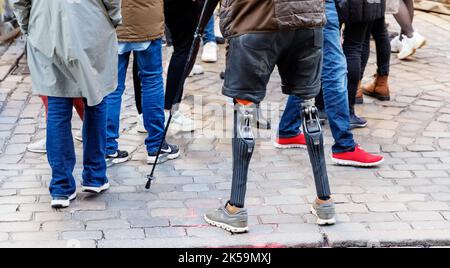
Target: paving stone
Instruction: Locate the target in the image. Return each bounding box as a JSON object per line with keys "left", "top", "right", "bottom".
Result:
{"left": 411, "top": 221, "right": 450, "bottom": 230}
{"left": 0, "top": 233, "right": 8, "bottom": 241}
{"left": 0, "top": 204, "right": 18, "bottom": 213}
{"left": 35, "top": 212, "right": 72, "bottom": 222}
{"left": 73, "top": 211, "right": 118, "bottom": 222}
{"left": 60, "top": 230, "right": 102, "bottom": 240}
{"left": 397, "top": 212, "right": 444, "bottom": 221}
{"left": 86, "top": 219, "right": 130, "bottom": 230}
{"left": 2, "top": 181, "right": 41, "bottom": 189}
{"left": 0, "top": 212, "right": 32, "bottom": 222}
{"left": 378, "top": 171, "right": 413, "bottom": 179}
{"left": 386, "top": 194, "right": 427, "bottom": 202}
{"left": 335, "top": 203, "right": 369, "bottom": 213}
{"left": 411, "top": 185, "right": 449, "bottom": 193}
{"left": 146, "top": 200, "right": 186, "bottom": 210}
{"left": 11, "top": 232, "right": 59, "bottom": 241}
{"left": 431, "top": 193, "right": 450, "bottom": 201}
{"left": 414, "top": 170, "right": 449, "bottom": 178}
{"left": 0, "top": 240, "right": 96, "bottom": 248}
{"left": 42, "top": 221, "right": 85, "bottom": 232}
{"left": 366, "top": 203, "right": 408, "bottom": 212}
{"left": 128, "top": 217, "right": 170, "bottom": 228}
{"left": 368, "top": 222, "right": 412, "bottom": 231}
{"left": 150, "top": 208, "right": 190, "bottom": 217}
{"left": 260, "top": 215, "right": 304, "bottom": 224}
{"left": 0, "top": 189, "right": 16, "bottom": 197}
{"left": 144, "top": 227, "right": 186, "bottom": 238}
{"left": 351, "top": 194, "right": 385, "bottom": 203}
{"left": 0, "top": 222, "right": 40, "bottom": 232}
{"left": 408, "top": 202, "right": 449, "bottom": 211}
{"left": 0, "top": 196, "right": 36, "bottom": 204}
{"left": 350, "top": 213, "right": 397, "bottom": 223}
{"left": 104, "top": 229, "right": 145, "bottom": 240}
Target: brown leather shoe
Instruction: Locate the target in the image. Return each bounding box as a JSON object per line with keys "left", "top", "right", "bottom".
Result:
{"left": 362, "top": 74, "right": 390, "bottom": 101}
{"left": 356, "top": 80, "right": 363, "bottom": 104}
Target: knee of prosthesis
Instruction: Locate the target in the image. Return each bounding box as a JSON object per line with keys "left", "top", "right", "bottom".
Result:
{"left": 233, "top": 99, "right": 256, "bottom": 152}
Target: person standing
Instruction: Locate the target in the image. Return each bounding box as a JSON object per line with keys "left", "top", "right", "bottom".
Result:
{"left": 275, "top": 0, "right": 385, "bottom": 167}
{"left": 391, "top": 0, "right": 426, "bottom": 59}
{"left": 201, "top": 16, "right": 218, "bottom": 63}
{"left": 12, "top": 0, "right": 121, "bottom": 208}
{"left": 338, "top": 0, "right": 387, "bottom": 129}
{"left": 360, "top": 15, "right": 392, "bottom": 102}
{"left": 162, "top": 0, "right": 202, "bottom": 133}
{"left": 205, "top": 0, "right": 336, "bottom": 233}
{"left": 106, "top": 0, "right": 180, "bottom": 167}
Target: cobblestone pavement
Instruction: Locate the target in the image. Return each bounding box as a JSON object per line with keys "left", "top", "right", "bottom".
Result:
{"left": 0, "top": 13, "right": 450, "bottom": 248}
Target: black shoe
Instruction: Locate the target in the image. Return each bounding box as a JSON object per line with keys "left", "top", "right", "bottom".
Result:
{"left": 216, "top": 36, "right": 226, "bottom": 45}
{"left": 220, "top": 72, "right": 225, "bottom": 80}
{"left": 147, "top": 142, "right": 180, "bottom": 165}
{"left": 106, "top": 150, "right": 129, "bottom": 167}
{"left": 350, "top": 114, "right": 368, "bottom": 129}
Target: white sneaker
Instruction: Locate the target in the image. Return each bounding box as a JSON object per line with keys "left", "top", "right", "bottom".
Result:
{"left": 201, "top": 42, "right": 218, "bottom": 63}
{"left": 51, "top": 193, "right": 76, "bottom": 209}
{"left": 188, "top": 64, "right": 204, "bottom": 77}
{"left": 167, "top": 110, "right": 196, "bottom": 132}
{"left": 81, "top": 182, "right": 110, "bottom": 194}
{"left": 27, "top": 139, "right": 46, "bottom": 153}
{"left": 136, "top": 114, "right": 147, "bottom": 133}
{"left": 398, "top": 35, "right": 416, "bottom": 60}
{"left": 390, "top": 36, "right": 402, "bottom": 53}
{"left": 412, "top": 32, "right": 426, "bottom": 49}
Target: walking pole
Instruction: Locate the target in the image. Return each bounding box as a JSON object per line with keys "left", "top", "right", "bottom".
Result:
{"left": 146, "top": 0, "right": 221, "bottom": 189}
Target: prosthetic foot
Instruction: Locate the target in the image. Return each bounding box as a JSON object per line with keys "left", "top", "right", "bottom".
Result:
{"left": 300, "top": 99, "right": 331, "bottom": 199}
{"left": 229, "top": 101, "right": 256, "bottom": 208}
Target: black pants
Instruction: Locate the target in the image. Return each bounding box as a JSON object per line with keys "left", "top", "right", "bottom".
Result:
{"left": 163, "top": 0, "right": 199, "bottom": 110}
{"left": 343, "top": 21, "right": 373, "bottom": 115}
{"left": 132, "top": 0, "right": 200, "bottom": 112}
{"left": 362, "top": 16, "right": 390, "bottom": 77}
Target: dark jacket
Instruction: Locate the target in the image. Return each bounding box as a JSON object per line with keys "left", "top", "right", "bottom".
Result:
{"left": 219, "top": 0, "right": 326, "bottom": 38}
{"left": 336, "top": 0, "right": 386, "bottom": 23}
{"left": 116, "top": 0, "right": 164, "bottom": 42}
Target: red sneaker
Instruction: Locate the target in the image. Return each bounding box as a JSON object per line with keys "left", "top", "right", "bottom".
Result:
{"left": 331, "top": 145, "right": 384, "bottom": 167}
{"left": 274, "top": 134, "right": 307, "bottom": 149}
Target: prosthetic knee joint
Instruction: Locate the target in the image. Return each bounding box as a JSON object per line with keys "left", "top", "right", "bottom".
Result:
{"left": 230, "top": 101, "right": 256, "bottom": 208}
{"left": 300, "top": 99, "right": 331, "bottom": 198}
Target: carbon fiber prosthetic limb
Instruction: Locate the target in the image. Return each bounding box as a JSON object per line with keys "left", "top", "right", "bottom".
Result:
{"left": 301, "top": 99, "right": 331, "bottom": 199}
{"left": 229, "top": 102, "right": 256, "bottom": 208}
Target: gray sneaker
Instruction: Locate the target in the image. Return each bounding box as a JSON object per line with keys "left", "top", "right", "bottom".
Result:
{"left": 204, "top": 206, "right": 249, "bottom": 234}
{"left": 311, "top": 199, "right": 336, "bottom": 226}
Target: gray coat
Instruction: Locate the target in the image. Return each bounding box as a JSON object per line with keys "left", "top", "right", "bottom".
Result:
{"left": 12, "top": 0, "right": 122, "bottom": 106}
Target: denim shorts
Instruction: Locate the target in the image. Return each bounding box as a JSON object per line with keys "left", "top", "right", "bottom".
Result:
{"left": 223, "top": 28, "right": 323, "bottom": 104}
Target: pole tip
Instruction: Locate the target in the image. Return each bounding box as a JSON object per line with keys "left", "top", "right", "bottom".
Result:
{"left": 145, "top": 176, "right": 155, "bottom": 189}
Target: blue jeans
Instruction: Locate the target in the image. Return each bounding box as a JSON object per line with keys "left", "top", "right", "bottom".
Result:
{"left": 106, "top": 39, "right": 165, "bottom": 155}
{"left": 47, "top": 97, "right": 108, "bottom": 198}
{"left": 278, "top": 0, "right": 356, "bottom": 154}
{"left": 203, "top": 16, "right": 216, "bottom": 44}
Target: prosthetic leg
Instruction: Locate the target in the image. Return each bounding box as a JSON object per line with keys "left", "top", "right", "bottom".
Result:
{"left": 300, "top": 99, "right": 331, "bottom": 199}
{"left": 229, "top": 101, "right": 256, "bottom": 208}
